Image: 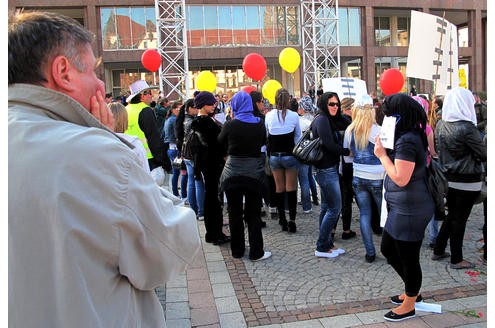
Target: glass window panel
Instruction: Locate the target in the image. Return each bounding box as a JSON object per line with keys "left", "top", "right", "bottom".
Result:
{"left": 286, "top": 6, "right": 299, "bottom": 45}
{"left": 397, "top": 17, "right": 409, "bottom": 46}
{"left": 204, "top": 6, "right": 219, "bottom": 46}
{"left": 348, "top": 8, "right": 361, "bottom": 46}
{"left": 458, "top": 26, "right": 468, "bottom": 47}
{"left": 144, "top": 8, "right": 157, "bottom": 49}
{"left": 188, "top": 6, "right": 205, "bottom": 46}
{"left": 130, "top": 7, "right": 146, "bottom": 49}
{"left": 218, "top": 6, "right": 232, "bottom": 46}
{"left": 341, "top": 58, "right": 362, "bottom": 78}
{"left": 101, "top": 8, "right": 118, "bottom": 50}
{"left": 233, "top": 6, "right": 247, "bottom": 45}
{"left": 274, "top": 6, "right": 286, "bottom": 45}
{"left": 338, "top": 8, "right": 349, "bottom": 46}
{"left": 375, "top": 17, "right": 390, "bottom": 46}
{"left": 317, "top": 7, "right": 337, "bottom": 45}
{"left": 260, "top": 6, "right": 275, "bottom": 45}
{"left": 246, "top": 6, "right": 260, "bottom": 45}
{"left": 115, "top": 8, "right": 132, "bottom": 49}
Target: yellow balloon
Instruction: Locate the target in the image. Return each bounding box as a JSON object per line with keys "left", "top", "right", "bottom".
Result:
{"left": 262, "top": 80, "right": 282, "bottom": 105}
{"left": 196, "top": 71, "right": 217, "bottom": 92}
{"left": 279, "top": 47, "right": 301, "bottom": 74}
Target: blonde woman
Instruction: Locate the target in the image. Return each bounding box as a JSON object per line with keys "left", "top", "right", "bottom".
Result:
{"left": 264, "top": 88, "right": 301, "bottom": 232}
{"left": 109, "top": 102, "right": 150, "bottom": 172}
{"left": 344, "top": 103, "right": 384, "bottom": 263}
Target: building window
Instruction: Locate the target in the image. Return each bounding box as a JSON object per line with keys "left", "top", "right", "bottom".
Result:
{"left": 374, "top": 17, "right": 391, "bottom": 46}
{"left": 110, "top": 68, "right": 159, "bottom": 99}
{"left": 186, "top": 5, "right": 300, "bottom": 47}
{"left": 101, "top": 7, "right": 157, "bottom": 50}
{"left": 375, "top": 15, "right": 410, "bottom": 47}
{"left": 341, "top": 58, "right": 362, "bottom": 78}
{"left": 396, "top": 17, "right": 410, "bottom": 46}
{"left": 339, "top": 8, "right": 361, "bottom": 46}
{"left": 458, "top": 26, "right": 468, "bottom": 47}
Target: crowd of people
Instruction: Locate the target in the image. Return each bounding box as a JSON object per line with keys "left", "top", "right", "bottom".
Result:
{"left": 9, "top": 11, "right": 487, "bottom": 326}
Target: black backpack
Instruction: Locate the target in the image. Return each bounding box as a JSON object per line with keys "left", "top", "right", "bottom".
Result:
{"left": 181, "top": 129, "right": 207, "bottom": 161}
{"left": 425, "top": 158, "right": 448, "bottom": 220}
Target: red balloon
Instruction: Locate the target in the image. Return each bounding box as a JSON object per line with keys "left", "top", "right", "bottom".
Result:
{"left": 379, "top": 68, "right": 404, "bottom": 96}
{"left": 141, "top": 49, "right": 161, "bottom": 72}
{"left": 242, "top": 53, "right": 267, "bottom": 81}
{"left": 242, "top": 86, "right": 257, "bottom": 94}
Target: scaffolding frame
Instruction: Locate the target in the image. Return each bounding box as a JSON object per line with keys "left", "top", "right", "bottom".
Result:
{"left": 300, "top": 0, "right": 340, "bottom": 97}
{"left": 155, "top": 0, "right": 189, "bottom": 100}
{"left": 154, "top": 0, "right": 340, "bottom": 100}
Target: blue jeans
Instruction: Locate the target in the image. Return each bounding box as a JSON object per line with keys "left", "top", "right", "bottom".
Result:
{"left": 298, "top": 163, "right": 312, "bottom": 211}
{"left": 184, "top": 159, "right": 205, "bottom": 216}
{"left": 352, "top": 176, "right": 383, "bottom": 256}
{"left": 428, "top": 216, "right": 439, "bottom": 244}
{"left": 315, "top": 166, "right": 341, "bottom": 252}
{"left": 308, "top": 165, "right": 318, "bottom": 198}
{"left": 167, "top": 148, "right": 187, "bottom": 198}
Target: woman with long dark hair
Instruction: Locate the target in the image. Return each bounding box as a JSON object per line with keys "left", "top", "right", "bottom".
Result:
{"left": 176, "top": 99, "right": 205, "bottom": 220}
{"left": 312, "top": 92, "right": 351, "bottom": 259}
{"left": 374, "top": 93, "right": 435, "bottom": 322}
{"left": 264, "top": 88, "right": 301, "bottom": 232}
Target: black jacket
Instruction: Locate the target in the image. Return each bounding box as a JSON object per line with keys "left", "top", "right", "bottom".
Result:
{"left": 435, "top": 120, "right": 486, "bottom": 182}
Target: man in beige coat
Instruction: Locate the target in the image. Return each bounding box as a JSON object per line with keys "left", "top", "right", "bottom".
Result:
{"left": 8, "top": 12, "right": 200, "bottom": 327}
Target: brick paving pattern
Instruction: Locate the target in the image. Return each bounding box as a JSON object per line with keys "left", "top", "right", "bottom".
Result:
{"left": 162, "top": 200, "right": 487, "bottom": 327}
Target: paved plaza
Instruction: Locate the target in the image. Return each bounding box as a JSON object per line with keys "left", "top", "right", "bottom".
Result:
{"left": 158, "top": 200, "right": 487, "bottom": 327}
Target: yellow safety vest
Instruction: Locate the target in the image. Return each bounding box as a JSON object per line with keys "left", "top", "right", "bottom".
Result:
{"left": 125, "top": 102, "right": 152, "bottom": 159}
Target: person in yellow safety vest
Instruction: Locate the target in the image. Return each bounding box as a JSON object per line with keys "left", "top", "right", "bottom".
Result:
{"left": 125, "top": 80, "right": 171, "bottom": 172}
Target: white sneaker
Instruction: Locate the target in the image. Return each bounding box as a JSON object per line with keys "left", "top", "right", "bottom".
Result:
{"left": 332, "top": 248, "right": 346, "bottom": 255}
{"left": 197, "top": 215, "right": 204, "bottom": 221}
{"left": 315, "top": 250, "right": 339, "bottom": 258}
{"left": 269, "top": 207, "right": 277, "bottom": 214}
{"left": 303, "top": 209, "right": 312, "bottom": 214}
{"left": 252, "top": 251, "right": 272, "bottom": 261}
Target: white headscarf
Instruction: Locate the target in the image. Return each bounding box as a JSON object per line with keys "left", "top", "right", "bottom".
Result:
{"left": 442, "top": 87, "right": 477, "bottom": 125}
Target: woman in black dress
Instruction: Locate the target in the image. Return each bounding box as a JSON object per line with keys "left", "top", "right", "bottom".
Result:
{"left": 374, "top": 94, "right": 434, "bottom": 322}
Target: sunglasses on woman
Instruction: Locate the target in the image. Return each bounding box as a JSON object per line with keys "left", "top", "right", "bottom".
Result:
{"left": 327, "top": 102, "right": 339, "bottom": 107}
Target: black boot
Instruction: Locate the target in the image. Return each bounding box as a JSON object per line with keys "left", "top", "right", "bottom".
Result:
{"left": 287, "top": 190, "right": 297, "bottom": 233}
{"left": 288, "top": 220, "right": 297, "bottom": 233}
{"left": 312, "top": 195, "right": 319, "bottom": 206}
{"left": 276, "top": 192, "right": 288, "bottom": 231}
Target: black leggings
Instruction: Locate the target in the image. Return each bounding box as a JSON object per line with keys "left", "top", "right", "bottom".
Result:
{"left": 381, "top": 230, "right": 423, "bottom": 297}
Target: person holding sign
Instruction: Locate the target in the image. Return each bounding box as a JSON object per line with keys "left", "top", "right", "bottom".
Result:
{"left": 373, "top": 94, "right": 434, "bottom": 322}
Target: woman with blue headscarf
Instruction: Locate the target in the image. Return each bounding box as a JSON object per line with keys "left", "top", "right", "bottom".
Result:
{"left": 218, "top": 91, "right": 271, "bottom": 261}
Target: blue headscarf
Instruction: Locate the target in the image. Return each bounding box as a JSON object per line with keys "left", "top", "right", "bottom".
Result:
{"left": 230, "top": 91, "right": 260, "bottom": 123}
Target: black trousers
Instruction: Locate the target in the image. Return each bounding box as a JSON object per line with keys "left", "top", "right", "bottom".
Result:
{"left": 335, "top": 163, "right": 353, "bottom": 231}
{"left": 201, "top": 165, "right": 224, "bottom": 242}
{"left": 226, "top": 188, "right": 264, "bottom": 260}
{"left": 434, "top": 188, "right": 479, "bottom": 264}
{"left": 381, "top": 230, "right": 423, "bottom": 297}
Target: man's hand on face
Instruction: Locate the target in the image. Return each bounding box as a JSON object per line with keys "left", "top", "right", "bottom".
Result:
{"left": 91, "top": 90, "right": 115, "bottom": 131}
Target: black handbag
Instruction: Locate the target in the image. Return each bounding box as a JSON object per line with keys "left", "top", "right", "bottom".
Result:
{"left": 292, "top": 118, "right": 323, "bottom": 165}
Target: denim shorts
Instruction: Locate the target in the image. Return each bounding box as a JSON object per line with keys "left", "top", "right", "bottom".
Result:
{"left": 269, "top": 153, "right": 299, "bottom": 170}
